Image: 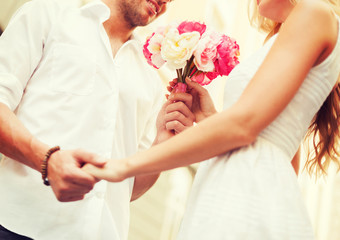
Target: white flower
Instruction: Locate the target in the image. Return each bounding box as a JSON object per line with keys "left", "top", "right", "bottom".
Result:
{"left": 161, "top": 28, "right": 200, "bottom": 69}
{"left": 148, "top": 33, "right": 166, "bottom": 68}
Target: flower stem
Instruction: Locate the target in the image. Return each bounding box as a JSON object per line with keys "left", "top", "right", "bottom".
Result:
{"left": 176, "top": 69, "right": 182, "bottom": 83}
{"left": 189, "top": 66, "right": 198, "bottom": 77}
{"left": 179, "top": 68, "right": 184, "bottom": 83}
{"left": 183, "top": 56, "right": 195, "bottom": 80}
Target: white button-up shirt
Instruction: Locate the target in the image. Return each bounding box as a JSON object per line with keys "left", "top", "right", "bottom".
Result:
{"left": 0, "top": 0, "right": 164, "bottom": 239}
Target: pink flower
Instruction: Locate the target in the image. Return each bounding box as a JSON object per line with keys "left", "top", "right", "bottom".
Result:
{"left": 191, "top": 71, "right": 218, "bottom": 86}
{"left": 177, "top": 21, "right": 207, "bottom": 36}
{"left": 193, "top": 32, "right": 221, "bottom": 72}
{"left": 214, "top": 35, "right": 240, "bottom": 76}
{"left": 206, "top": 71, "right": 219, "bottom": 81}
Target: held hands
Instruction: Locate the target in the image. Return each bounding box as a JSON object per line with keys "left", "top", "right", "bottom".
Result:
{"left": 83, "top": 159, "right": 126, "bottom": 183}
{"left": 47, "top": 149, "right": 106, "bottom": 202}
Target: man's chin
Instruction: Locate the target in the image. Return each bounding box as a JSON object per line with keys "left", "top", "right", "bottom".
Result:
{"left": 145, "top": 16, "right": 157, "bottom": 25}
{"left": 137, "top": 18, "right": 154, "bottom": 27}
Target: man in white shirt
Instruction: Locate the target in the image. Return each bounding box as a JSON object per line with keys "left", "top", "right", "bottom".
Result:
{"left": 0, "top": 0, "right": 194, "bottom": 239}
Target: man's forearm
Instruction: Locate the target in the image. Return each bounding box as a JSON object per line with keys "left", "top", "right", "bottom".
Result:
{"left": 131, "top": 173, "right": 160, "bottom": 201}
{"left": 130, "top": 135, "right": 168, "bottom": 201}
{"left": 0, "top": 103, "right": 48, "bottom": 171}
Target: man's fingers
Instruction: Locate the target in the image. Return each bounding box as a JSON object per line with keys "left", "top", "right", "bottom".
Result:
{"left": 82, "top": 163, "right": 103, "bottom": 179}
{"left": 168, "top": 92, "right": 193, "bottom": 109}
{"left": 167, "top": 79, "right": 178, "bottom": 93}
{"left": 170, "top": 78, "right": 178, "bottom": 85}
{"left": 165, "top": 111, "right": 194, "bottom": 127}
{"left": 68, "top": 167, "right": 99, "bottom": 186}
{"left": 166, "top": 101, "right": 195, "bottom": 120}
{"left": 164, "top": 109, "right": 194, "bottom": 134}
{"left": 51, "top": 178, "right": 93, "bottom": 202}
{"left": 65, "top": 195, "right": 85, "bottom": 202}
{"left": 165, "top": 120, "right": 187, "bottom": 134}
{"left": 47, "top": 149, "right": 106, "bottom": 202}
{"left": 57, "top": 193, "right": 86, "bottom": 202}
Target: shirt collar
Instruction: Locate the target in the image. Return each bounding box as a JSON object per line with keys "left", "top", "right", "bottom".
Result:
{"left": 81, "top": 1, "right": 142, "bottom": 49}
{"left": 80, "top": 0, "right": 110, "bottom": 23}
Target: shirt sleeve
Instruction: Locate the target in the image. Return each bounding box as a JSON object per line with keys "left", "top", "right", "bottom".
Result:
{"left": 0, "top": 0, "right": 59, "bottom": 111}
{"left": 138, "top": 71, "right": 166, "bottom": 152}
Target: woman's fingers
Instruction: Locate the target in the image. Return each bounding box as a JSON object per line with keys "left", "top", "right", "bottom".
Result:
{"left": 82, "top": 161, "right": 125, "bottom": 182}
{"left": 186, "top": 77, "right": 208, "bottom": 96}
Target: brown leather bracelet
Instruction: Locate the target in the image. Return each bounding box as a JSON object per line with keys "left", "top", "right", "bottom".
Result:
{"left": 41, "top": 146, "right": 60, "bottom": 186}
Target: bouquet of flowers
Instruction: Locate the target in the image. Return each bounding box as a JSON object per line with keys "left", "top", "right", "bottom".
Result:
{"left": 143, "top": 21, "right": 240, "bottom": 92}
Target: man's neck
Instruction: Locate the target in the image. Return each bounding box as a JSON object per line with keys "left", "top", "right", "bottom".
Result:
{"left": 103, "top": 20, "right": 134, "bottom": 43}
{"left": 102, "top": 0, "right": 135, "bottom": 43}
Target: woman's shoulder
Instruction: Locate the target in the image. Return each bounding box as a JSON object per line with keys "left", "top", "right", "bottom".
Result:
{"left": 294, "top": 0, "right": 337, "bottom": 25}
{"left": 286, "top": 0, "right": 338, "bottom": 50}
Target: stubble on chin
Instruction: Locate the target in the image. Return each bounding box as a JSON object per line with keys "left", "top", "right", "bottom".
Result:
{"left": 119, "top": 2, "right": 151, "bottom": 28}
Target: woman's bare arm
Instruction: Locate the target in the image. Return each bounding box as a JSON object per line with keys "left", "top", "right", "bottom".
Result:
{"left": 85, "top": 0, "right": 337, "bottom": 181}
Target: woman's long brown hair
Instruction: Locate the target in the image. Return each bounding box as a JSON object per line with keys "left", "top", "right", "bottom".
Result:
{"left": 304, "top": 80, "right": 340, "bottom": 176}
{"left": 249, "top": 0, "right": 340, "bottom": 176}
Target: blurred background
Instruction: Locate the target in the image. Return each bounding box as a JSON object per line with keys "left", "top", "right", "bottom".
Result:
{"left": 0, "top": 0, "right": 339, "bottom": 239}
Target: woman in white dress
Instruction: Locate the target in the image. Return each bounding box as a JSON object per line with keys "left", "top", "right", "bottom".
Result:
{"left": 86, "top": 0, "right": 340, "bottom": 238}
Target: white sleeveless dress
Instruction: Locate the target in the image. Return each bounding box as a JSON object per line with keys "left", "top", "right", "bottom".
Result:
{"left": 177, "top": 19, "right": 340, "bottom": 240}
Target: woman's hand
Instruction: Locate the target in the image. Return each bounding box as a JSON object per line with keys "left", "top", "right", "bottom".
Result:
{"left": 168, "top": 78, "right": 217, "bottom": 122}
{"left": 82, "top": 159, "right": 127, "bottom": 182}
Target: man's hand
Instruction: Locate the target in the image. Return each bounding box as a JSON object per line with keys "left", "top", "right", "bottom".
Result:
{"left": 155, "top": 88, "right": 195, "bottom": 144}
{"left": 131, "top": 87, "right": 196, "bottom": 201}
{"left": 47, "top": 149, "right": 106, "bottom": 202}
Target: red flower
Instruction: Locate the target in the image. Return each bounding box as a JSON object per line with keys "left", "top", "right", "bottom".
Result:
{"left": 177, "top": 21, "right": 207, "bottom": 36}
{"left": 214, "top": 35, "right": 240, "bottom": 76}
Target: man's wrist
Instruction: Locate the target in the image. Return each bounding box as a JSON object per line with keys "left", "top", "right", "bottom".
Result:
{"left": 28, "top": 138, "right": 51, "bottom": 171}
{"left": 153, "top": 131, "right": 173, "bottom": 146}
{"left": 41, "top": 146, "right": 60, "bottom": 186}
